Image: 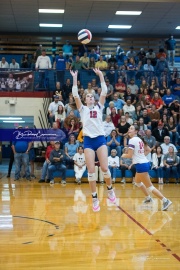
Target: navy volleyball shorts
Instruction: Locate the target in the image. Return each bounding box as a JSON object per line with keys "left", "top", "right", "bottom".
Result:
{"left": 135, "top": 162, "right": 150, "bottom": 173}
{"left": 84, "top": 136, "right": 106, "bottom": 151}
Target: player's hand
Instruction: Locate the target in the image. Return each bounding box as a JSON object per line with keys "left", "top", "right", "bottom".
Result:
{"left": 93, "top": 68, "right": 103, "bottom": 77}
{"left": 70, "top": 70, "right": 78, "bottom": 77}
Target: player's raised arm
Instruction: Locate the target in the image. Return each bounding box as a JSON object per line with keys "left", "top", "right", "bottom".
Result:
{"left": 93, "top": 68, "right": 107, "bottom": 106}
{"left": 70, "top": 70, "right": 82, "bottom": 110}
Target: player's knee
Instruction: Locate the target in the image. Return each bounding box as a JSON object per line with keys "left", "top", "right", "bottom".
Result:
{"left": 88, "top": 172, "right": 96, "bottom": 182}
{"left": 135, "top": 182, "right": 143, "bottom": 187}
{"left": 147, "top": 185, "right": 155, "bottom": 193}
{"left": 101, "top": 169, "right": 111, "bottom": 179}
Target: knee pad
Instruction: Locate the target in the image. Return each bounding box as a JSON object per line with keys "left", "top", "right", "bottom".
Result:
{"left": 147, "top": 185, "right": 155, "bottom": 193}
{"left": 101, "top": 169, "right": 111, "bottom": 179}
{"left": 88, "top": 173, "right": 96, "bottom": 182}
{"left": 135, "top": 182, "right": 143, "bottom": 187}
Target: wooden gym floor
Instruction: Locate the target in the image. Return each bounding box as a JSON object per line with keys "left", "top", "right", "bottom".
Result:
{"left": 0, "top": 169, "right": 180, "bottom": 270}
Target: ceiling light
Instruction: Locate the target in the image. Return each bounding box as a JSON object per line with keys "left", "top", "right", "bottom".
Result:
{"left": 0, "top": 117, "right": 22, "bottom": 120}
{"left": 3, "top": 121, "right": 25, "bottom": 123}
{"left": 108, "top": 25, "right": 132, "bottom": 29}
{"left": 39, "top": 24, "right": 63, "bottom": 27}
{"left": 116, "top": 11, "right": 142, "bottom": 15}
{"left": 176, "top": 26, "right": 180, "bottom": 29}
{"left": 39, "top": 9, "right": 64, "bottom": 13}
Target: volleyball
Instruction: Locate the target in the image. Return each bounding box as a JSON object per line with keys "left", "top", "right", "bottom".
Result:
{"left": 78, "top": 29, "right": 92, "bottom": 44}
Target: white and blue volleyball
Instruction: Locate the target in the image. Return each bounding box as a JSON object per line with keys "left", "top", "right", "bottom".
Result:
{"left": 78, "top": 29, "right": 92, "bottom": 44}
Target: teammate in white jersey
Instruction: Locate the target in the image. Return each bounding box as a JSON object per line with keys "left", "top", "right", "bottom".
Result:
{"left": 122, "top": 125, "right": 172, "bottom": 211}
{"left": 70, "top": 68, "right": 116, "bottom": 212}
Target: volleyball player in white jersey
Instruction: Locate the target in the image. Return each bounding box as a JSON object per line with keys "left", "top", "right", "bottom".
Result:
{"left": 122, "top": 125, "right": 172, "bottom": 211}
{"left": 70, "top": 68, "right": 116, "bottom": 212}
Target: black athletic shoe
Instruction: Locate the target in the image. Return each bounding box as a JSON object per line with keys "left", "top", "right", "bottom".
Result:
{"left": 7, "top": 174, "right": 10, "bottom": 178}
{"left": 38, "top": 179, "right": 45, "bottom": 183}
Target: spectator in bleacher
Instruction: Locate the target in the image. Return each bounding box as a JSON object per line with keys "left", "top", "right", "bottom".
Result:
{"left": 88, "top": 57, "right": 96, "bottom": 71}
{"left": 95, "top": 45, "right": 101, "bottom": 58}
{"left": 123, "top": 99, "right": 136, "bottom": 119}
{"left": 0, "top": 57, "right": 9, "bottom": 69}
{"left": 156, "top": 48, "right": 166, "bottom": 59}
{"left": 156, "top": 57, "right": 169, "bottom": 78}
{"left": 30, "top": 52, "right": 37, "bottom": 70}
{"left": 144, "top": 59, "right": 154, "bottom": 72}
{"left": 146, "top": 49, "right": 156, "bottom": 66}
{"left": 165, "top": 116, "right": 179, "bottom": 145}
{"left": 127, "top": 78, "right": 139, "bottom": 95}
{"left": 151, "top": 145, "right": 164, "bottom": 184}
{"left": 66, "top": 118, "right": 80, "bottom": 138}
{"left": 126, "top": 46, "right": 136, "bottom": 62}
{"left": 48, "top": 141, "right": 66, "bottom": 185}
{"left": 161, "top": 136, "right": 178, "bottom": 155}
{"left": 36, "top": 44, "right": 43, "bottom": 57}
{"left": 144, "top": 129, "right": 156, "bottom": 152}
{"left": 139, "top": 88, "right": 151, "bottom": 109}
{"left": 84, "top": 82, "right": 95, "bottom": 95}
{"left": 138, "top": 117, "right": 148, "bottom": 137}
{"left": 105, "top": 79, "right": 114, "bottom": 101}
{"left": 108, "top": 54, "right": 118, "bottom": 69}
{"left": 139, "top": 79, "right": 149, "bottom": 94}
{"left": 162, "top": 114, "right": 168, "bottom": 126}
{"left": 148, "top": 104, "right": 160, "bottom": 130}
{"left": 80, "top": 52, "right": 89, "bottom": 69}
{"left": 117, "top": 70, "right": 128, "bottom": 84}
{"left": 120, "top": 147, "right": 136, "bottom": 184}
{"left": 106, "top": 66, "right": 116, "bottom": 85}
{"left": 65, "top": 134, "right": 79, "bottom": 168}
{"left": 65, "top": 96, "right": 80, "bottom": 118}
{"left": 94, "top": 87, "right": 102, "bottom": 102}
{"left": 120, "top": 59, "right": 128, "bottom": 71}
{"left": 135, "top": 60, "right": 144, "bottom": 79}
{"left": 112, "top": 93, "right": 125, "bottom": 113}
{"left": 110, "top": 107, "right": 120, "bottom": 128}
{"left": 165, "top": 35, "right": 176, "bottom": 66}
{"left": 35, "top": 49, "right": 52, "bottom": 88}
{"left": 116, "top": 115, "right": 130, "bottom": 144}
{"left": 116, "top": 44, "right": 125, "bottom": 62}
{"left": 134, "top": 104, "right": 143, "bottom": 120}
{"left": 172, "top": 78, "right": 180, "bottom": 98}
{"left": 21, "top": 53, "right": 30, "bottom": 68}
{"left": 78, "top": 44, "right": 88, "bottom": 57}
{"left": 162, "top": 89, "right": 176, "bottom": 108}
{"left": 62, "top": 78, "right": 72, "bottom": 101}
{"left": 163, "top": 146, "right": 179, "bottom": 184}
{"left": 106, "top": 101, "right": 116, "bottom": 116}
{"left": 124, "top": 87, "right": 137, "bottom": 106}
{"left": 48, "top": 95, "right": 64, "bottom": 127}
{"left": 152, "top": 121, "right": 169, "bottom": 145}
{"left": 114, "top": 77, "right": 126, "bottom": 98}
{"left": 54, "top": 50, "right": 66, "bottom": 86}
{"left": 89, "top": 49, "right": 98, "bottom": 61}
{"left": 105, "top": 51, "right": 112, "bottom": 61}
{"left": 170, "top": 67, "right": 179, "bottom": 86}
{"left": 108, "top": 149, "right": 120, "bottom": 184}
{"left": 169, "top": 100, "right": 180, "bottom": 124}
{"left": 137, "top": 48, "right": 146, "bottom": 64}
{"left": 10, "top": 58, "right": 20, "bottom": 69}
{"left": 151, "top": 93, "right": 164, "bottom": 112}
{"left": 125, "top": 112, "right": 133, "bottom": 125}
{"left": 138, "top": 108, "right": 151, "bottom": 128}
{"left": 70, "top": 56, "right": 88, "bottom": 72}
{"left": 95, "top": 55, "right": 108, "bottom": 74}
{"left": 73, "top": 146, "right": 86, "bottom": 185}
{"left": 91, "top": 78, "right": 99, "bottom": 92}
{"left": 103, "top": 115, "right": 115, "bottom": 137}
{"left": 62, "top": 40, "right": 73, "bottom": 58}
{"left": 55, "top": 105, "right": 66, "bottom": 129}
{"left": 66, "top": 55, "right": 73, "bottom": 69}
{"left": 38, "top": 141, "right": 55, "bottom": 183}
{"left": 127, "top": 58, "right": 138, "bottom": 81}
{"left": 149, "top": 78, "right": 159, "bottom": 96}
{"left": 107, "top": 129, "right": 122, "bottom": 157}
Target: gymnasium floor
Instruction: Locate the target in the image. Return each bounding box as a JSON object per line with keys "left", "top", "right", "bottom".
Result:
{"left": 0, "top": 163, "right": 180, "bottom": 270}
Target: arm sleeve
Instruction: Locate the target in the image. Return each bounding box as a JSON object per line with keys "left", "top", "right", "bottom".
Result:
{"left": 128, "top": 138, "right": 135, "bottom": 150}
{"left": 100, "top": 82, "right": 107, "bottom": 96}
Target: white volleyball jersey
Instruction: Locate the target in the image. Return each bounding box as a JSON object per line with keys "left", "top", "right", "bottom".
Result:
{"left": 128, "top": 136, "right": 149, "bottom": 164}
{"left": 79, "top": 103, "right": 105, "bottom": 138}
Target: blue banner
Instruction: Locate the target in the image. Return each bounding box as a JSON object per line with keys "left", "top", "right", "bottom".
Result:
{"left": 0, "top": 129, "right": 65, "bottom": 142}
